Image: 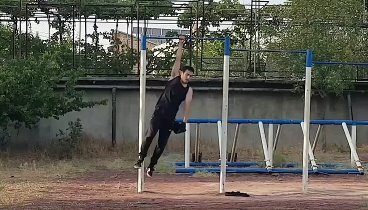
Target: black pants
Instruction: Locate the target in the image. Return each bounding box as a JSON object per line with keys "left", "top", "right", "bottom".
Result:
{"left": 139, "top": 111, "right": 173, "bottom": 168}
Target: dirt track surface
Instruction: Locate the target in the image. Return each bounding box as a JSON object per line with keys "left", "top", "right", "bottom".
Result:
{"left": 3, "top": 170, "right": 368, "bottom": 210}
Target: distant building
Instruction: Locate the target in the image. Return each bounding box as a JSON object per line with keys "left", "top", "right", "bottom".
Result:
{"left": 109, "top": 30, "right": 158, "bottom": 53}
{"left": 132, "top": 27, "right": 191, "bottom": 44}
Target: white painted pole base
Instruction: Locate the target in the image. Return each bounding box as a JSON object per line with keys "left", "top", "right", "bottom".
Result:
{"left": 301, "top": 122, "right": 318, "bottom": 171}
{"left": 217, "top": 121, "right": 222, "bottom": 161}
{"left": 342, "top": 123, "right": 363, "bottom": 172}
{"left": 185, "top": 123, "right": 191, "bottom": 168}
{"left": 258, "top": 122, "right": 272, "bottom": 169}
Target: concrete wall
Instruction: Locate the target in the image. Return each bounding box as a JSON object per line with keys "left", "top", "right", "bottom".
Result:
{"left": 9, "top": 82, "right": 368, "bottom": 151}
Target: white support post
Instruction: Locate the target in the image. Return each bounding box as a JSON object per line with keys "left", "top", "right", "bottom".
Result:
{"left": 303, "top": 49, "right": 313, "bottom": 194}
{"left": 220, "top": 36, "right": 230, "bottom": 194}
{"left": 258, "top": 122, "right": 272, "bottom": 169}
{"left": 138, "top": 35, "right": 147, "bottom": 193}
{"left": 217, "top": 121, "right": 222, "bottom": 160}
{"left": 300, "top": 122, "right": 318, "bottom": 171}
{"left": 351, "top": 125, "right": 357, "bottom": 168}
{"left": 185, "top": 123, "right": 191, "bottom": 168}
{"left": 342, "top": 123, "right": 362, "bottom": 171}
{"left": 268, "top": 124, "right": 274, "bottom": 167}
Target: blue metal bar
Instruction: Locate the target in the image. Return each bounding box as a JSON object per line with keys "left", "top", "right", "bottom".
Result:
{"left": 314, "top": 61, "right": 368, "bottom": 66}
{"left": 175, "top": 162, "right": 259, "bottom": 167}
{"left": 231, "top": 48, "right": 307, "bottom": 54}
{"left": 145, "top": 36, "right": 225, "bottom": 41}
{"left": 141, "top": 35, "right": 147, "bottom": 50}
{"left": 306, "top": 49, "right": 313, "bottom": 68}
{"left": 176, "top": 167, "right": 364, "bottom": 175}
{"left": 176, "top": 162, "right": 344, "bottom": 168}
{"left": 176, "top": 118, "right": 368, "bottom": 125}
{"left": 224, "top": 36, "right": 231, "bottom": 56}
{"left": 282, "top": 163, "right": 345, "bottom": 168}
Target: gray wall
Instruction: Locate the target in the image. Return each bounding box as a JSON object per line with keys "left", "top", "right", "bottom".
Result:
{"left": 9, "top": 86, "right": 368, "bottom": 150}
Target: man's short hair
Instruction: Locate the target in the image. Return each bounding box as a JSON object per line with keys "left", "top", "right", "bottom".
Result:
{"left": 180, "top": 65, "right": 194, "bottom": 73}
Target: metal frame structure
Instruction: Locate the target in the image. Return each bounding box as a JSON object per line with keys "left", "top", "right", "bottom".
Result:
{"left": 138, "top": 34, "right": 230, "bottom": 193}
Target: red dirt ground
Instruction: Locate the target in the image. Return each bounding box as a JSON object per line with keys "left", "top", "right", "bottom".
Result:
{"left": 4, "top": 170, "right": 368, "bottom": 210}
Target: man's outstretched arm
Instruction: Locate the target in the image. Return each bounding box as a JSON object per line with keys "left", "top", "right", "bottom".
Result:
{"left": 183, "top": 87, "right": 193, "bottom": 123}
{"left": 170, "top": 35, "right": 186, "bottom": 80}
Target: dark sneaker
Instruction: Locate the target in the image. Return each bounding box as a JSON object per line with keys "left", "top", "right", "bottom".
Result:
{"left": 134, "top": 159, "right": 143, "bottom": 169}
{"left": 146, "top": 167, "right": 154, "bottom": 177}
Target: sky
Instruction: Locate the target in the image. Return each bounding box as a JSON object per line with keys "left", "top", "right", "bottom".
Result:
{"left": 10, "top": 0, "right": 286, "bottom": 46}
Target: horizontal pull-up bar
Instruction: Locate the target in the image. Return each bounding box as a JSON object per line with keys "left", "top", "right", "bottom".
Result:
{"left": 231, "top": 48, "right": 307, "bottom": 54}
{"left": 144, "top": 36, "right": 226, "bottom": 41}
{"left": 314, "top": 61, "right": 368, "bottom": 66}
{"left": 177, "top": 118, "right": 368, "bottom": 125}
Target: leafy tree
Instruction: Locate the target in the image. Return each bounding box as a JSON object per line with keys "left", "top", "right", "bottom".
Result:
{"left": 0, "top": 25, "right": 105, "bottom": 133}
{"left": 176, "top": 0, "right": 252, "bottom": 76}
{"left": 261, "top": 0, "right": 368, "bottom": 94}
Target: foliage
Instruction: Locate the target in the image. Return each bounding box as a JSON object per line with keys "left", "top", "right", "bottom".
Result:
{"left": 261, "top": 0, "right": 368, "bottom": 94}
{"left": 52, "top": 118, "right": 83, "bottom": 159}
{"left": 0, "top": 25, "right": 106, "bottom": 131}
{"left": 176, "top": 0, "right": 253, "bottom": 76}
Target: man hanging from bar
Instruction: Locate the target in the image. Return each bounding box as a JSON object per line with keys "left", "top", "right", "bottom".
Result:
{"left": 134, "top": 35, "right": 194, "bottom": 177}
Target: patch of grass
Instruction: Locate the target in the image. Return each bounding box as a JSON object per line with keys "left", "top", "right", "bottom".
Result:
{"left": 92, "top": 158, "right": 134, "bottom": 171}
{"left": 0, "top": 181, "right": 4, "bottom": 192}
{"left": 155, "top": 154, "right": 181, "bottom": 174}
{"left": 0, "top": 180, "right": 45, "bottom": 207}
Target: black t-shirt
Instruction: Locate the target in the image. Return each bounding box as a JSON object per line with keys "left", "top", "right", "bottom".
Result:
{"left": 154, "top": 76, "right": 189, "bottom": 121}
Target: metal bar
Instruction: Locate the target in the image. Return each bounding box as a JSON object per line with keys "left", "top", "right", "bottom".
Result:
{"left": 72, "top": 5, "right": 75, "bottom": 68}
{"left": 258, "top": 122, "right": 271, "bottom": 169}
{"left": 200, "top": 0, "right": 205, "bottom": 74}
{"left": 351, "top": 125, "right": 357, "bottom": 168}
{"left": 112, "top": 88, "right": 116, "bottom": 147}
{"left": 12, "top": 17, "right": 16, "bottom": 59}
{"left": 195, "top": 0, "right": 199, "bottom": 76}
{"left": 273, "top": 125, "right": 281, "bottom": 152}
{"left": 342, "top": 123, "right": 363, "bottom": 171}
{"left": 220, "top": 36, "right": 231, "bottom": 194}
{"left": 25, "top": 3, "right": 28, "bottom": 59}
{"left": 300, "top": 122, "right": 318, "bottom": 171}
{"left": 311, "top": 125, "right": 322, "bottom": 152}
{"left": 185, "top": 123, "right": 191, "bottom": 168}
{"left": 232, "top": 48, "right": 307, "bottom": 54}
{"left": 84, "top": 15, "right": 87, "bottom": 70}
{"left": 189, "top": 6, "right": 193, "bottom": 67}
{"left": 195, "top": 123, "right": 200, "bottom": 162}
{"left": 137, "top": 34, "right": 147, "bottom": 193}
{"left": 217, "top": 121, "right": 222, "bottom": 160}
{"left": 268, "top": 124, "right": 274, "bottom": 167}
{"left": 176, "top": 118, "right": 368, "bottom": 125}
{"left": 303, "top": 49, "right": 313, "bottom": 194}
{"left": 145, "top": 36, "right": 225, "bottom": 41}
{"left": 314, "top": 61, "right": 368, "bottom": 66}
{"left": 27, "top": 3, "right": 77, "bottom": 6}
{"left": 176, "top": 168, "right": 363, "bottom": 174}
{"left": 230, "top": 123, "right": 240, "bottom": 162}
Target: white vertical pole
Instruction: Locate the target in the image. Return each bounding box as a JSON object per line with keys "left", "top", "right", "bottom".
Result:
{"left": 300, "top": 122, "right": 318, "bottom": 171}
{"left": 220, "top": 36, "right": 230, "bottom": 194}
{"left": 138, "top": 35, "right": 147, "bottom": 193}
{"left": 342, "top": 123, "right": 362, "bottom": 170}
{"left": 303, "top": 49, "right": 313, "bottom": 194}
{"left": 351, "top": 125, "right": 357, "bottom": 168}
{"left": 268, "top": 124, "right": 274, "bottom": 167}
{"left": 258, "top": 122, "right": 271, "bottom": 169}
{"left": 217, "top": 121, "right": 222, "bottom": 160}
{"left": 185, "top": 123, "right": 191, "bottom": 168}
